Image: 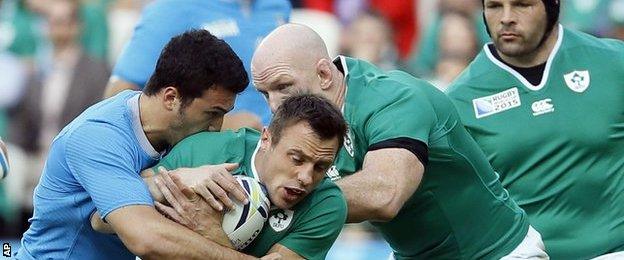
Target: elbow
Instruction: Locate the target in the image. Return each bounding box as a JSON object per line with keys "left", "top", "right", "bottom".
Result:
{"left": 371, "top": 192, "right": 403, "bottom": 222}
{"left": 125, "top": 238, "right": 153, "bottom": 257}
{"left": 122, "top": 231, "right": 162, "bottom": 258}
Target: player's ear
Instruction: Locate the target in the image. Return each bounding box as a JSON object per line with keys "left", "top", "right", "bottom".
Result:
{"left": 162, "top": 86, "right": 181, "bottom": 111}
{"left": 260, "top": 127, "right": 271, "bottom": 150}
{"left": 316, "top": 59, "right": 333, "bottom": 91}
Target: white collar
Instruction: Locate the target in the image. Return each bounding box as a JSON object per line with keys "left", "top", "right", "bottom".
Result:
{"left": 484, "top": 24, "right": 564, "bottom": 91}
{"left": 250, "top": 139, "right": 261, "bottom": 181}
{"left": 127, "top": 94, "right": 161, "bottom": 159}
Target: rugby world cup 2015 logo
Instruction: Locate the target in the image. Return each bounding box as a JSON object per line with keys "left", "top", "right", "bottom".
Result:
{"left": 472, "top": 87, "right": 521, "bottom": 119}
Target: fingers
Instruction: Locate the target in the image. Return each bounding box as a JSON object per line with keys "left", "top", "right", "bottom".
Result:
{"left": 194, "top": 184, "right": 224, "bottom": 211}
{"left": 261, "top": 252, "right": 283, "bottom": 260}
{"left": 161, "top": 170, "right": 192, "bottom": 202}
{"left": 223, "top": 162, "right": 239, "bottom": 171}
{"left": 171, "top": 174, "right": 198, "bottom": 201}
{"left": 155, "top": 174, "right": 184, "bottom": 212}
{"left": 155, "top": 201, "right": 185, "bottom": 225}
{"left": 206, "top": 177, "right": 236, "bottom": 210}
{"left": 213, "top": 168, "right": 248, "bottom": 205}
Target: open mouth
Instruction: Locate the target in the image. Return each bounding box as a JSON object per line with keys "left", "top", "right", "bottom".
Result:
{"left": 283, "top": 187, "right": 306, "bottom": 201}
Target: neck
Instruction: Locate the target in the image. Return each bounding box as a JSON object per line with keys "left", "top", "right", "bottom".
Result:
{"left": 53, "top": 43, "right": 80, "bottom": 64}
{"left": 253, "top": 148, "right": 265, "bottom": 181}
{"left": 139, "top": 94, "right": 170, "bottom": 152}
{"left": 498, "top": 25, "right": 559, "bottom": 68}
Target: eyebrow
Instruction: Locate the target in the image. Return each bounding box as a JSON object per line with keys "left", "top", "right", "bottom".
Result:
{"left": 211, "top": 105, "right": 234, "bottom": 114}
{"left": 290, "top": 149, "right": 335, "bottom": 164}
{"left": 268, "top": 75, "right": 294, "bottom": 88}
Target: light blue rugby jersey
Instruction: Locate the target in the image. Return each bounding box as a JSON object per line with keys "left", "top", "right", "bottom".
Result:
{"left": 16, "top": 90, "right": 160, "bottom": 259}
{"left": 112, "top": 0, "right": 291, "bottom": 125}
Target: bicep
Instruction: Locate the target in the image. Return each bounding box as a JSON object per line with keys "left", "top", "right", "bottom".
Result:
{"left": 362, "top": 148, "right": 424, "bottom": 200}
{"left": 65, "top": 125, "right": 153, "bottom": 218}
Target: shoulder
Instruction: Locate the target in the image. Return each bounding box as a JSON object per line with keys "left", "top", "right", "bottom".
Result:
{"left": 562, "top": 27, "right": 624, "bottom": 55}
{"left": 173, "top": 128, "right": 258, "bottom": 149}
{"left": 302, "top": 178, "right": 347, "bottom": 213}
{"left": 447, "top": 48, "right": 494, "bottom": 92}
{"left": 347, "top": 58, "right": 437, "bottom": 105}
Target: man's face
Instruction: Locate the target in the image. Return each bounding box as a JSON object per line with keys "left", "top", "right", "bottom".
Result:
{"left": 484, "top": 0, "right": 549, "bottom": 57}
{"left": 46, "top": 0, "right": 80, "bottom": 47}
{"left": 259, "top": 122, "right": 339, "bottom": 209}
{"left": 252, "top": 63, "right": 321, "bottom": 112}
{"left": 168, "top": 86, "right": 235, "bottom": 146}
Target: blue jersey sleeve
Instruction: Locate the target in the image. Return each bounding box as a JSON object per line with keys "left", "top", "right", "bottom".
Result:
{"left": 112, "top": 1, "right": 188, "bottom": 88}
{"left": 64, "top": 123, "right": 153, "bottom": 219}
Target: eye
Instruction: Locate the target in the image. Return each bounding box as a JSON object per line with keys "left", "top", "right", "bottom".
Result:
{"left": 485, "top": 2, "right": 502, "bottom": 9}
{"left": 277, "top": 84, "right": 291, "bottom": 92}
{"left": 258, "top": 89, "right": 269, "bottom": 99}
{"left": 314, "top": 164, "right": 329, "bottom": 172}
{"left": 291, "top": 156, "right": 303, "bottom": 165}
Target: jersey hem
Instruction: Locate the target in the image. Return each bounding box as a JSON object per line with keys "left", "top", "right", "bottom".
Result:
{"left": 101, "top": 201, "right": 154, "bottom": 219}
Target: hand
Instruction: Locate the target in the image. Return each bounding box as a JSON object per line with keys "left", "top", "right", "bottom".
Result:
{"left": 170, "top": 163, "right": 248, "bottom": 212}
{"left": 153, "top": 167, "right": 227, "bottom": 246}
{"left": 221, "top": 112, "right": 263, "bottom": 131}
{"left": 260, "top": 253, "right": 283, "bottom": 260}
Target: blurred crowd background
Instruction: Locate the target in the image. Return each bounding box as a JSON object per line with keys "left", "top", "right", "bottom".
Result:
{"left": 0, "top": 0, "right": 622, "bottom": 258}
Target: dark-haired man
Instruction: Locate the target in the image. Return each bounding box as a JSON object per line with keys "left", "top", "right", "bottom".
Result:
{"left": 16, "top": 30, "right": 253, "bottom": 259}
{"left": 447, "top": 0, "right": 624, "bottom": 259}
{"left": 94, "top": 94, "right": 349, "bottom": 260}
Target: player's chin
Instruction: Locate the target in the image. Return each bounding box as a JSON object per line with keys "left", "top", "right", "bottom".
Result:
{"left": 273, "top": 192, "right": 300, "bottom": 209}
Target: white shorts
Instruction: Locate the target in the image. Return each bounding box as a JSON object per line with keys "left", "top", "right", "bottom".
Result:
{"left": 387, "top": 226, "right": 549, "bottom": 260}
{"left": 500, "top": 225, "right": 549, "bottom": 260}
{"left": 591, "top": 251, "right": 624, "bottom": 260}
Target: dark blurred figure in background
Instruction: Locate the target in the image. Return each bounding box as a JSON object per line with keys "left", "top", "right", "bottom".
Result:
{"left": 340, "top": 10, "right": 397, "bottom": 70}
{"left": 408, "top": 0, "right": 488, "bottom": 78}
{"left": 7, "top": 0, "right": 110, "bottom": 236}
{"left": 303, "top": 0, "right": 418, "bottom": 63}
{"left": 430, "top": 11, "right": 480, "bottom": 91}
{"left": 609, "top": 0, "right": 624, "bottom": 40}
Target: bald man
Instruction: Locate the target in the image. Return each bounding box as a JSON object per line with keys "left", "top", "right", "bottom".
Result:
{"left": 250, "top": 24, "right": 548, "bottom": 259}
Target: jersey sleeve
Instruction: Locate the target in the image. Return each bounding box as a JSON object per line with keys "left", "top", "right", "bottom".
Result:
{"left": 64, "top": 123, "right": 153, "bottom": 219}
{"left": 364, "top": 83, "right": 437, "bottom": 148}
{"left": 153, "top": 131, "right": 242, "bottom": 171}
{"left": 277, "top": 188, "right": 347, "bottom": 260}
{"left": 111, "top": 1, "right": 187, "bottom": 88}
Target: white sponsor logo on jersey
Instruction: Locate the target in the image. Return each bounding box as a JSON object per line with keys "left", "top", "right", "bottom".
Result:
{"left": 269, "top": 209, "right": 294, "bottom": 232}
{"left": 202, "top": 19, "right": 240, "bottom": 39}
{"left": 325, "top": 165, "right": 341, "bottom": 181}
{"left": 564, "top": 70, "right": 590, "bottom": 93}
{"left": 344, "top": 128, "right": 355, "bottom": 157}
{"left": 472, "top": 87, "right": 521, "bottom": 119}
{"left": 531, "top": 98, "right": 554, "bottom": 116}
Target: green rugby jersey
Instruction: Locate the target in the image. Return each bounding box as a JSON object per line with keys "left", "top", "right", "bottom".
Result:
{"left": 329, "top": 56, "right": 528, "bottom": 259}
{"left": 153, "top": 128, "right": 347, "bottom": 260}
{"left": 447, "top": 26, "right": 624, "bottom": 259}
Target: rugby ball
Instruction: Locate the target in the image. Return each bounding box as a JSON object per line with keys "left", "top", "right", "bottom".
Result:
{"left": 0, "top": 140, "right": 8, "bottom": 179}
{"left": 222, "top": 175, "right": 271, "bottom": 250}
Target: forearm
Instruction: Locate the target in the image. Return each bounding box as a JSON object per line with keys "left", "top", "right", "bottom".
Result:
{"left": 336, "top": 169, "right": 398, "bottom": 223}
{"left": 141, "top": 218, "right": 249, "bottom": 259}
{"left": 336, "top": 148, "right": 423, "bottom": 223}
{"left": 109, "top": 206, "right": 254, "bottom": 260}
